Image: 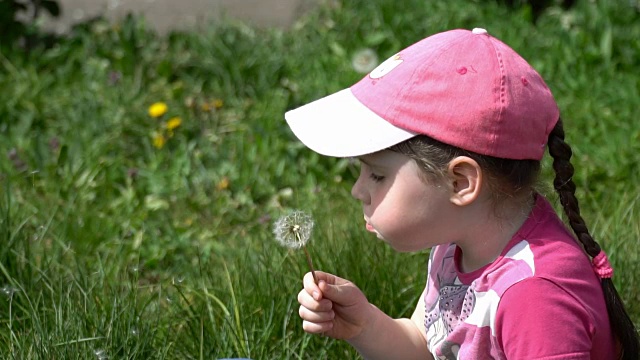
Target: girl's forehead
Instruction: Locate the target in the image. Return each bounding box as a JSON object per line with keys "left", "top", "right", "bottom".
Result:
{"left": 357, "top": 150, "right": 411, "bottom": 167}
{"left": 356, "top": 152, "right": 386, "bottom": 166}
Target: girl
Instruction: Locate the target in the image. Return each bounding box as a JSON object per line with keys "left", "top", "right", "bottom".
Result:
{"left": 285, "top": 28, "right": 639, "bottom": 359}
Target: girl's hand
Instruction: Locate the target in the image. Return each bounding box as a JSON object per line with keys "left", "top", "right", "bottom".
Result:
{"left": 297, "top": 271, "right": 373, "bottom": 340}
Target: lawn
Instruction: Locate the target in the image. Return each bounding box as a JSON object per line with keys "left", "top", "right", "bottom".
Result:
{"left": 0, "top": 0, "right": 639, "bottom": 358}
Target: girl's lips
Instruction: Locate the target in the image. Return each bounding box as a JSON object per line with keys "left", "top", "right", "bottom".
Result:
{"left": 364, "top": 218, "right": 384, "bottom": 240}
{"left": 365, "top": 222, "right": 376, "bottom": 232}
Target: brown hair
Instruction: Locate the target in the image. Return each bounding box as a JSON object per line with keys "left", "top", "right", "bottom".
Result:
{"left": 389, "top": 135, "right": 540, "bottom": 216}
{"left": 391, "top": 119, "right": 639, "bottom": 359}
{"left": 548, "top": 119, "right": 639, "bottom": 359}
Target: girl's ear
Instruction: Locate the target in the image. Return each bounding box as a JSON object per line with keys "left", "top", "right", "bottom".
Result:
{"left": 447, "top": 156, "right": 482, "bottom": 206}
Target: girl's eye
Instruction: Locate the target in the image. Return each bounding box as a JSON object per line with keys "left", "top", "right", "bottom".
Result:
{"left": 369, "top": 173, "right": 385, "bottom": 182}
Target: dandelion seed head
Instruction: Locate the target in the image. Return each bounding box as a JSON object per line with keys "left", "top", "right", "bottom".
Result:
{"left": 273, "top": 210, "right": 314, "bottom": 249}
{"left": 93, "top": 349, "right": 108, "bottom": 360}
{"left": 1, "top": 285, "right": 19, "bottom": 298}
{"left": 352, "top": 48, "right": 379, "bottom": 74}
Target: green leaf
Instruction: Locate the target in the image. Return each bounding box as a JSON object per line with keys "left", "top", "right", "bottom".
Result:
{"left": 364, "top": 32, "right": 387, "bottom": 47}
{"left": 329, "top": 41, "right": 346, "bottom": 57}
{"left": 40, "top": 0, "right": 61, "bottom": 17}
{"left": 56, "top": 144, "right": 68, "bottom": 167}
{"left": 600, "top": 25, "right": 612, "bottom": 64}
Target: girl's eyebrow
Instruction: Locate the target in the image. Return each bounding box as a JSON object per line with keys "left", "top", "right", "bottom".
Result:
{"left": 356, "top": 156, "right": 384, "bottom": 168}
{"left": 355, "top": 157, "right": 370, "bottom": 166}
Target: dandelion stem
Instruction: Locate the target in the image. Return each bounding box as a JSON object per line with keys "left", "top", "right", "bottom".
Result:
{"left": 303, "top": 245, "right": 318, "bottom": 284}
{"left": 295, "top": 231, "right": 317, "bottom": 284}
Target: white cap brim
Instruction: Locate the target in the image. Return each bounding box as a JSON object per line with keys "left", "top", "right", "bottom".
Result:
{"left": 284, "top": 88, "right": 417, "bottom": 157}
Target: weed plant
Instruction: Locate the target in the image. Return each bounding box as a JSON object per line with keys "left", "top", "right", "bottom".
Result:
{"left": 0, "top": 0, "right": 639, "bottom": 358}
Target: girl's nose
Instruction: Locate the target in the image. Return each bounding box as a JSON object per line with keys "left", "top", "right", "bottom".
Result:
{"left": 351, "top": 175, "right": 370, "bottom": 204}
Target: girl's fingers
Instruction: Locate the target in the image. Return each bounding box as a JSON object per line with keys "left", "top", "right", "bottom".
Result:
{"left": 297, "top": 285, "right": 335, "bottom": 331}
{"left": 297, "top": 289, "right": 333, "bottom": 311}
{"left": 303, "top": 271, "right": 323, "bottom": 299}
{"left": 302, "top": 319, "right": 334, "bottom": 334}
{"left": 298, "top": 305, "right": 335, "bottom": 323}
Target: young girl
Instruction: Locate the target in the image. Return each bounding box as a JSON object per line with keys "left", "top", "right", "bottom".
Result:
{"left": 285, "top": 28, "right": 639, "bottom": 359}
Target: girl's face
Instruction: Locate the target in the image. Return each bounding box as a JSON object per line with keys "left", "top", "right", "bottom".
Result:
{"left": 351, "top": 150, "right": 456, "bottom": 252}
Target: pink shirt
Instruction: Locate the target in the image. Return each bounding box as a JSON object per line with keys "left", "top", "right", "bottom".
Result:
{"left": 423, "top": 195, "right": 615, "bottom": 359}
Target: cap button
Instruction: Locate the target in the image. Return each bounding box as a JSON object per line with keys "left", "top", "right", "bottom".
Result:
{"left": 472, "top": 28, "right": 488, "bottom": 35}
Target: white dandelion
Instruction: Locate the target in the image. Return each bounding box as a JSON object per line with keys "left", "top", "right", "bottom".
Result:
{"left": 351, "top": 48, "right": 379, "bottom": 74}
{"left": 93, "top": 349, "right": 108, "bottom": 360}
{"left": 273, "top": 210, "right": 318, "bottom": 283}
{"left": 273, "top": 211, "right": 314, "bottom": 249}
{"left": 1, "top": 285, "right": 19, "bottom": 298}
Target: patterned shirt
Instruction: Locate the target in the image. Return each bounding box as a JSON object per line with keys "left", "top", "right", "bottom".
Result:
{"left": 423, "top": 195, "right": 615, "bottom": 359}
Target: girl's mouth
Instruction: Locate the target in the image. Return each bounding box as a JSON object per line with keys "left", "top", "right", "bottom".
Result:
{"left": 364, "top": 219, "right": 384, "bottom": 240}
{"left": 365, "top": 222, "right": 376, "bottom": 232}
{"left": 364, "top": 217, "right": 376, "bottom": 232}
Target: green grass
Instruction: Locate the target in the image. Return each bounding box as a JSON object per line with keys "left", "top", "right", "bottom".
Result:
{"left": 0, "top": 0, "right": 639, "bottom": 358}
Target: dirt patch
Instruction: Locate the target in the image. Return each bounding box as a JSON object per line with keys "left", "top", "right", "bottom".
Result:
{"left": 43, "top": 0, "right": 318, "bottom": 34}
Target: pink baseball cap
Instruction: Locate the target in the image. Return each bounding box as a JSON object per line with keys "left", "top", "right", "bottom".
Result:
{"left": 285, "top": 28, "right": 559, "bottom": 160}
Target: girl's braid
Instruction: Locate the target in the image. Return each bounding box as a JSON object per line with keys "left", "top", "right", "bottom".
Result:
{"left": 547, "top": 118, "right": 639, "bottom": 360}
{"left": 547, "top": 120, "right": 601, "bottom": 257}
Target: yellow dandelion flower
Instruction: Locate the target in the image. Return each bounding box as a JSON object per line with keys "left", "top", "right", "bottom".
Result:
{"left": 148, "top": 102, "right": 168, "bottom": 118}
{"left": 216, "top": 177, "right": 229, "bottom": 190}
{"left": 200, "top": 99, "right": 224, "bottom": 112}
{"left": 166, "top": 117, "right": 182, "bottom": 130}
{"left": 153, "top": 132, "right": 166, "bottom": 149}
